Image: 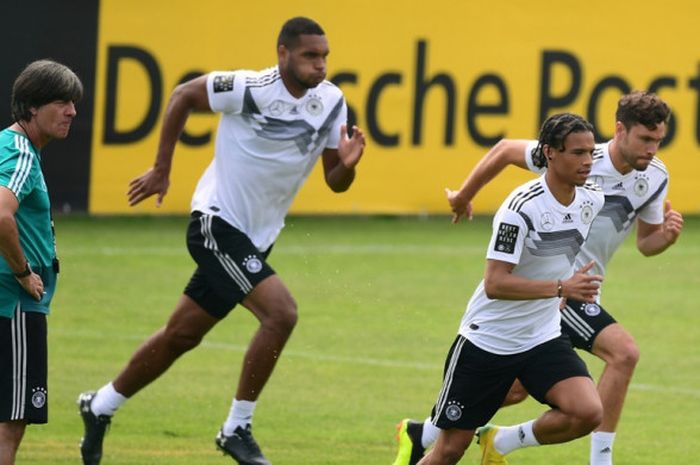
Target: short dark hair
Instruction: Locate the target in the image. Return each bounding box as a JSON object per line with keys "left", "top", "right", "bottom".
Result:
{"left": 11, "top": 59, "right": 83, "bottom": 122}
{"left": 532, "top": 113, "right": 594, "bottom": 168}
{"left": 277, "top": 16, "right": 325, "bottom": 49}
{"left": 615, "top": 91, "right": 671, "bottom": 131}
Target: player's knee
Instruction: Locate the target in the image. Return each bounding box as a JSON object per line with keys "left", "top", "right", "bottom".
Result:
{"left": 164, "top": 326, "right": 204, "bottom": 353}
{"left": 570, "top": 403, "right": 603, "bottom": 436}
{"left": 596, "top": 325, "right": 641, "bottom": 371}
{"left": 262, "top": 299, "right": 298, "bottom": 335}
{"left": 579, "top": 407, "right": 603, "bottom": 435}
{"left": 617, "top": 340, "right": 640, "bottom": 369}
{"left": 607, "top": 338, "right": 640, "bottom": 372}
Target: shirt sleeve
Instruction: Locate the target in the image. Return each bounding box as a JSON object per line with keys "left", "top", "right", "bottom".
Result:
{"left": 0, "top": 149, "right": 35, "bottom": 202}
{"left": 523, "top": 139, "right": 546, "bottom": 175}
{"left": 206, "top": 71, "right": 246, "bottom": 114}
{"left": 323, "top": 97, "right": 348, "bottom": 150}
{"left": 486, "top": 206, "right": 529, "bottom": 265}
{"left": 637, "top": 178, "right": 668, "bottom": 225}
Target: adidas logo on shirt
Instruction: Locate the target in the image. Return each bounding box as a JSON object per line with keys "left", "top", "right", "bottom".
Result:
{"left": 562, "top": 213, "right": 573, "bottom": 223}
{"left": 612, "top": 182, "right": 624, "bottom": 190}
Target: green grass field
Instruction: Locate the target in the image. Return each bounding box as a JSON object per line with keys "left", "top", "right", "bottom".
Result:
{"left": 18, "top": 215, "right": 700, "bottom": 464}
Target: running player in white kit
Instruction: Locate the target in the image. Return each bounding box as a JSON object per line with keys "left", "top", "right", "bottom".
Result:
{"left": 393, "top": 93, "right": 683, "bottom": 465}
{"left": 412, "top": 113, "right": 606, "bottom": 465}
{"left": 78, "top": 17, "right": 366, "bottom": 465}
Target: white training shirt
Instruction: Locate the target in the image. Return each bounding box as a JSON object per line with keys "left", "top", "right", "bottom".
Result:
{"left": 191, "top": 66, "right": 347, "bottom": 251}
{"left": 460, "top": 175, "right": 605, "bottom": 354}
{"left": 524, "top": 140, "right": 668, "bottom": 278}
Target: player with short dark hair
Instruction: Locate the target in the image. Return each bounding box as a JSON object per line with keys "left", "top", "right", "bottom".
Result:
{"left": 409, "top": 112, "right": 605, "bottom": 465}
{"left": 393, "top": 92, "right": 683, "bottom": 465}
{"left": 0, "top": 59, "right": 82, "bottom": 465}
{"left": 78, "top": 16, "right": 365, "bottom": 465}
{"left": 277, "top": 16, "right": 325, "bottom": 48}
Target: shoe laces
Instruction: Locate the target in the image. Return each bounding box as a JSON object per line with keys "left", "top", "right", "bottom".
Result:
{"left": 234, "top": 425, "right": 263, "bottom": 453}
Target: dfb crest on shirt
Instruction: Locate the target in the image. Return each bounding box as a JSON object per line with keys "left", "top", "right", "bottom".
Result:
{"left": 581, "top": 206, "right": 594, "bottom": 224}
{"left": 580, "top": 200, "right": 595, "bottom": 224}
{"left": 634, "top": 175, "right": 649, "bottom": 197}
{"left": 305, "top": 95, "right": 323, "bottom": 115}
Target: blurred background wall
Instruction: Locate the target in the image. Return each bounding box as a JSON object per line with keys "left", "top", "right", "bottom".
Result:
{"left": 2, "top": 0, "right": 698, "bottom": 215}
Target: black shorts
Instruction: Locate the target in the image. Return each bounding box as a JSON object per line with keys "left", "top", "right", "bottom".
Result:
{"left": 184, "top": 212, "right": 276, "bottom": 319}
{"left": 561, "top": 299, "right": 617, "bottom": 352}
{"left": 431, "top": 334, "right": 590, "bottom": 430}
{"left": 0, "top": 306, "right": 48, "bottom": 424}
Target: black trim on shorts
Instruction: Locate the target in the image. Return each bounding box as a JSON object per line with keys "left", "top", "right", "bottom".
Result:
{"left": 561, "top": 299, "right": 617, "bottom": 351}
{"left": 0, "top": 306, "right": 48, "bottom": 424}
{"left": 184, "top": 212, "right": 275, "bottom": 319}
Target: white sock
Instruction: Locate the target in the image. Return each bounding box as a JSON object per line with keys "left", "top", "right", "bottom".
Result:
{"left": 91, "top": 382, "right": 127, "bottom": 417}
{"left": 493, "top": 420, "right": 539, "bottom": 455}
{"left": 590, "top": 431, "right": 615, "bottom": 465}
{"left": 421, "top": 418, "right": 440, "bottom": 449}
{"left": 223, "top": 399, "right": 257, "bottom": 435}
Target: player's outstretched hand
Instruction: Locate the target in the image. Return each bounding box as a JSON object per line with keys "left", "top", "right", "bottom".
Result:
{"left": 445, "top": 188, "right": 473, "bottom": 223}
{"left": 562, "top": 260, "right": 604, "bottom": 303}
{"left": 127, "top": 167, "right": 170, "bottom": 207}
{"left": 337, "top": 124, "right": 366, "bottom": 169}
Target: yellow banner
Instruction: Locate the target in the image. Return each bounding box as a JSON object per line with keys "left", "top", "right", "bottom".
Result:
{"left": 90, "top": 0, "right": 700, "bottom": 214}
